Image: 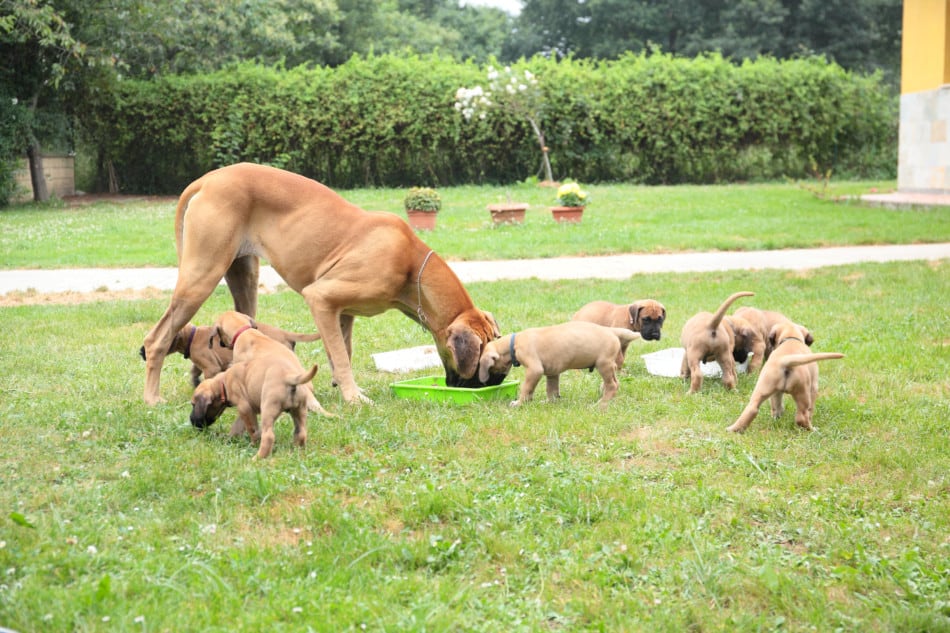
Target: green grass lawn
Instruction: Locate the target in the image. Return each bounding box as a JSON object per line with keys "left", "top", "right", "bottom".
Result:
{"left": 1, "top": 260, "right": 948, "bottom": 631}
{"left": 3, "top": 179, "right": 947, "bottom": 268}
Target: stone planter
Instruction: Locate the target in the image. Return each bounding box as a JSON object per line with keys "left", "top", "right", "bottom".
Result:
{"left": 550, "top": 205, "right": 584, "bottom": 223}
{"left": 487, "top": 203, "right": 528, "bottom": 225}
{"left": 406, "top": 210, "right": 437, "bottom": 230}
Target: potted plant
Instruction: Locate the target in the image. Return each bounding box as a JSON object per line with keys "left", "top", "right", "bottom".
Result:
{"left": 551, "top": 181, "right": 588, "bottom": 223}
{"left": 403, "top": 187, "right": 441, "bottom": 230}
{"left": 487, "top": 191, "right": 529, "bottom": 225}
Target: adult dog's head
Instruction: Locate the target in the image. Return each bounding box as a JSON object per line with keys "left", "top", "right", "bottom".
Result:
{"left": 189, "top": 374, "right": 230, "bottom": 428}
{"left": 441, "top": 309, "right": 508, "bottom": 387}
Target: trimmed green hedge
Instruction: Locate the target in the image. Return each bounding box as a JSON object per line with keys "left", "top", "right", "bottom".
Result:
{"left": 87, "top": 52, "right": 896, "bottom": 193}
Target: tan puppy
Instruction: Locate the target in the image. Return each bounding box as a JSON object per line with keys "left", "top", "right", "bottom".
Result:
{"left": 572, "top": 299, "right": 666, "bottom": 341}
{"left": 190, "top": 360, "right": 328, "bottom": 459}
{"left": 679, "top": 291, "right": 754, "bottom": 393}
{"left": 142, "top": 163, "right": 505, "bottom": 405}
{"left": 733, "top": 307, "right": 814, "bottom": 372}
{"left": 725, "top": 314, "right": 757, "bottom": 369}
{"left": 210, "top": 310, "right": 334, "bottom": 453}
{"left": 477, "top": 321, "right": 641, "bottom": 408}
{"left": 151, "top": 319, "right": 322, "bottom": 386}
{"left": 727, "top": 322, "right": 843, "bottom": 433}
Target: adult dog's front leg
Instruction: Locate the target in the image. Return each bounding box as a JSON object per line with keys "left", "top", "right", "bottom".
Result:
{"left": 304, "top": 297, "right": 370, "bottom": 404}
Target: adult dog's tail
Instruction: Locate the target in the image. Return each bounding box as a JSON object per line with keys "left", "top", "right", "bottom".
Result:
{"left": 173, "top": 174, "right": 209, "bottom": 262}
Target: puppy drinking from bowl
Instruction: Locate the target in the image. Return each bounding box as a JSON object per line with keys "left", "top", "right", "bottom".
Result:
{"left": 478, "top": 321, "right": 641, "bottom": 408}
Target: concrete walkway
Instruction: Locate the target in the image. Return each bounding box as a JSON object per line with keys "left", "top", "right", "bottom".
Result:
{"left": 1, "top": 243, "right": 947, "bottom": 296}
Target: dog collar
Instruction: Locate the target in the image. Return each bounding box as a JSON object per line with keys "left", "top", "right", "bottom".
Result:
{"left": 219, "top": 382, "right": 229, "bottom": 405}
{"left": 183, "top": 325, "right": 198, "bottom": 360}
{"left": 509, "top": 333, "right": 520, "bottom": 367}
{"left": 230, "top": 325, "right": 254, "bottom": 347}
{"left": 777, "top": 336, "right": 804, "bottom": 347}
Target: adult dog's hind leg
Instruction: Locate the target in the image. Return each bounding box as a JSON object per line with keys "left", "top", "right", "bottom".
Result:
{"left": 225, "top": 255, "right": 260, "bottom": 318}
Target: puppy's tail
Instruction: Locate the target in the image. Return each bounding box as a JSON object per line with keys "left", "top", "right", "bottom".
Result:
{"left": 611, "top": 328, "right": 642, "bottom": 354}
{"left": 611, "top": 327, "right": 641, "bottom": 344}
{"left": 778, "top": 353, "right": 844, "bottom": 369}
{"left": 708, "top": 291, "right": 755, "bottom": 331}
{"left": 285, "top": 330, "right": 323, "bottom": 344}
{"left": 288, "top": 363, "right": 320, "bottom": 386}
{"left": 288, "top": 364, "right": 336, "bottom": 418}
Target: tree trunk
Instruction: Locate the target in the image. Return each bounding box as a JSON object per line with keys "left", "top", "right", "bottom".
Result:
{"left": 527, "top": 116, "right": 554, "bottom": 183}
{"left": 26, "top": 139, "right": 49, "bottom": 202}
{"left": 26, "top": 93, "right": 49, "bottom": 202}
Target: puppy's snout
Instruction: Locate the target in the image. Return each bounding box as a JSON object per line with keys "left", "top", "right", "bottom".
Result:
{"left": 190, "top": 397, "right": 225, "bottom": 428}
{"left": 642, "top": 329, "right": 661, "bottom": 341}
{"left": 190, "top": 409, "right": 214, "bottom": 428}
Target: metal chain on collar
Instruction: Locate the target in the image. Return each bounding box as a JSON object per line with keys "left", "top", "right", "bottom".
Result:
{"left": 416, "top": 249, "right": 435, "bottom": 326}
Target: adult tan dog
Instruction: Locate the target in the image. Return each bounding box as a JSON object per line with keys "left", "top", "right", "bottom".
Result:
{"left": 679, "top": 291, "right": 754, "bottom": 393}
{"left": 190, "top": 360, "right": 324, "bottom": 459}
{"left": 141, "top": 163, "right": 505, "bottom": 405}
{"left": 727, "top": 321, "right": 843, "bottom": 433}
{"left": 733, "top": 307, "right": 814, "bottom": 372}
{"left": 572, "top": 299, "right": 666, "bottom": 342}
{"left": 478, "top": 321, "right": 641, "bottom": 408}
{"left": 158, "top": 319, "right": 323, "bottom": 386}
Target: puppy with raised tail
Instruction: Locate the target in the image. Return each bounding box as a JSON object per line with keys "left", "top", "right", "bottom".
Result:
{"left": 732, "top": 307, "right": 813, "bottom": 372}
{"left": 728, "top": 321, "right": 843, "bottom": 433}
{"left": 478, "top": 321, "right": 641, "bottom": 408}
{"left": 679, "top": 291, "right": 754, "bottom": 393}
{"left": 190, "top": 360, "right": 332, "bottom": 459}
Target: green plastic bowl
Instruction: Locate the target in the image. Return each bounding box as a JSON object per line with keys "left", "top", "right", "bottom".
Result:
{"left": 390, "top": 375, "right": 519, "bottom": 403}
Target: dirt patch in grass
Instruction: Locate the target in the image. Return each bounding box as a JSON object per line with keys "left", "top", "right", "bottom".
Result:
{"left": 0, "top": 288, "right": 168, "bottom": 307}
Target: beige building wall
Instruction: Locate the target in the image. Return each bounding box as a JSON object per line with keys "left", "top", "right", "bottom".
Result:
{"left": 899, "top": 0, "right": 950, "bottom": 193}
{"left": 12, "top": 155, "right": 76, "bottom": 202}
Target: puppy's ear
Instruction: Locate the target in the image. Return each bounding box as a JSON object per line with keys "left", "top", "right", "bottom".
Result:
{"left": 447, "top": 325, "right": 482, "bottom": 380}
{"left": 660, "top": 306, "right": 667, "bottom": 321}
{"left": 479, "top": 348, "right": 500, "bottom": 383}
{"left": 628, "top": 303, "right": 641, "bottom": 327}
{"left": 767, "top": 323, "right": 782, "bottom": 349}
{"left": 801, "top": 326, "right": 814, "bottom": 346}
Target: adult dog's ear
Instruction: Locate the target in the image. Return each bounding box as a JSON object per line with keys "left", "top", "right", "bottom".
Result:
{"left": 481, "top": 310, "right": 501, "bottom": 339}
{"left": 447, "top": 324, "right": 482, "bottom": 380}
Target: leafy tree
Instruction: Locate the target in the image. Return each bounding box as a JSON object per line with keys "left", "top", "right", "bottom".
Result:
{"left": 506, "top": 0, "right": 900, "bottom": 82}
{"left": 0, "top": 0, "right": 86, "bottom": 201}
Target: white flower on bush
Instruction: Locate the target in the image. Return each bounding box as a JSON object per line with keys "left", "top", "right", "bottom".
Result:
{"left": 454, "top": 65, "right": 552, "bottom": 181}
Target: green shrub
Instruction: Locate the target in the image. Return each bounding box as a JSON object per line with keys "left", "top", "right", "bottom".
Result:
{"left": 81, "top": 52, "right": 897, "bottom": 193}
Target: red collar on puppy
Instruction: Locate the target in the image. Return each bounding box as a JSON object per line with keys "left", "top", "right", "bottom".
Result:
{"left": 183, "top": 325, "right": 198, "bottom": 359}
{"left": 230, "top": 325, "right": 253, "bottom": 347}
{"left": 777, "top": 336, "right": 804, "bottom": 347}
{"left": 219, "top": 382, "right": 229, "bottom": 405}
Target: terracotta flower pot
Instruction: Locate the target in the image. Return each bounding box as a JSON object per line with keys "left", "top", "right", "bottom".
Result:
{"left": 550, "top": 205, "right": 584, "bottom": 223}
{"left": 487, "top": 203, "right": 528, "bottom": 225}
{"left": 406, "top": 209, "right": 437, "bottom": 230}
